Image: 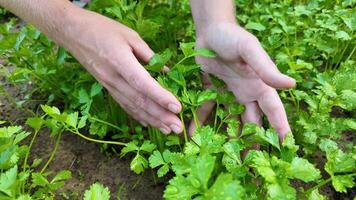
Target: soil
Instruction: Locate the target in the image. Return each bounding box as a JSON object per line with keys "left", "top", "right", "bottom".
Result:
{"left": 0, "top": 75, "right": 165, "bottom": 200}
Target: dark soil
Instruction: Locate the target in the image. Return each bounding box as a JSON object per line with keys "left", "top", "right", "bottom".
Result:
{"left": 0, "top": 75, "right": 165, "bottom": 200}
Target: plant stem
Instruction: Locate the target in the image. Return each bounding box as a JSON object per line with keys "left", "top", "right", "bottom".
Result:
{"left": 21, "top": 129, "right": 39, "bottom": 193}
{"left": 180, "top": 112, "right": 188, "bottom": 143}
{"left": 345, "top": 45, "right": 356, "bottom": 62}
{"left": 89, "top": 115, "right": 124, "bottom": 132}
{"left": 191, "top": 108, "right": 200, "bottom": 129}
{"left": 40, "top": 132, "right": 62, "bottom": 174}
{"left": 306, "top": 178, "right": 331, "bottom": 194}
{"left": 71, "top": 128, "right": 126, "bottom": 146}
{"left": 22, "top": 130, "right": 39, "bottom": 171}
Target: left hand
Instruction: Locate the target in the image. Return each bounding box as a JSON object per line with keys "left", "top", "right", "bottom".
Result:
{"left": 190, "top": 22, "right": 295, "bottom": 140}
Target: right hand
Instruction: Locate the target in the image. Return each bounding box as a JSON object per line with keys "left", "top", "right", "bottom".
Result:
{"left": 62, "top": 8, "right": 183, "bottom": 134}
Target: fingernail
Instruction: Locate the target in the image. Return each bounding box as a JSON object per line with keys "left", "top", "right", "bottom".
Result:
{"left": 168, "top": 103, "right": 180, "bottom": 113}
{"left": 159, "top": 127, "right": 170, "bottom": 134}
{"left": 170, "top": 124, "right": 182, "bottom": 134}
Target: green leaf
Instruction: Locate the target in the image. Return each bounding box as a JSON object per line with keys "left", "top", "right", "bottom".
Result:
{"left": 139, "top": 140, "right": 156, "bottom": 153}
{"left": 83, "top": 182, "right": 110, "bottom": 200}
{"left": 41, "top": 105, "right": 60, "bottom": 116}
{"left": 307, "top": 189, "right": 326, "bottom": 200}
{"left": 26, "top": 117, "right": 44, "bottom": 131}
{"left": 90, "top": 82, "right": 103, "bottom": 97}
{"left": 226, "top": 118, "right": 240, "bottom": 137}
{"left": 32, "top": 172, "right": 49, "bottom": 186}
{"left": 245, "top": 22, "right": 266, "bottom": 31}
{"left": 78, "top": 89, "right": 90, "bottom": 104}
{"left": 228, "top": 104, "right": 245, "bottom": 115}
{"left": 56, "top": 47, "right": 67, "bottom": 65}
{"left": 51, "top": 170, "right": 71, "bottom": 183}
{"left": 149, "top": 150, "right": 165, "bottom": 168}
{"left": 157, "top": 164, "right": 169, "bottom": 177}
{"left": 267, "top": 182, "right": 296, "bottom": 200}
{"left": 240, "top": 123, "right": 259, "bottom": 137}
{"left": 0, "top": 165, "right": 17, "bottom": 197}
{"left": 332, "top": 175, "right": 355, "bottom": 193}
{"left": 130, "top": 154, "right": 148, "bottom": 174}
{"left": 180, "top": 42, "right": 195, "bottom": 57}
{"left": 65, "top": 112, "right": 78, "bottom": 128}
{"left": 164, "top": 176, "right": 199, "bottom": 200}
{"left": 255, "top": 128, "right": 281, "bottom": 151}
{"left": 335, "top": 31, "right": 351, "bottom": 41}
{"left": 290, "top": 157, "right": 321, "bottom": 182}
{"left": 165, "top": 135, "right": 180, "bottom": 146}
{"left": 196, "top": 89, "right": 217, "bottom": 105}
{"left": 251, "top": 151, "right": 277, "bottom": 183}
{"left": 281, "top": 133, "right": 299, "bottom": 162}
{"left": 223, "top": 141, "right": 242, "bottom": 165}
{"left": 190, "top": 153, "right": 216, "bottom": 189}
{"left": 78, "top": 115, "right": 88, "bottom": 129}
{"left": 204, "top": 173, "right": 246, "bottom": 199}
{"left": 120, "top": 141, "right": 139, "bottom": 157}
{"left": 146, "top": 49, "right": 172, "bottom": 72}
{"left": 195, "top": 48, "right": 216, "bottom": 58}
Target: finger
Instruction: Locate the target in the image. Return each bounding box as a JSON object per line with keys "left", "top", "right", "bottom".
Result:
{"left": 118, "top": 54, "right": 182, "bottom": 114}
{"left": 257, "top": 88, "right": 291, "bottom": 141}
{"left": 241, "top": 102, "right": 262, "bottom": 155}
{"left": 241, "top": 102, "right": 262, "bottom": 126}
{"left": 110, "top": 74, "right": 182, "bottom": 134}
{"left": 188, "top": 100, "right": 216, "bottom": 136}
{"left": 103, "top": 78, "right": 172, "bottom": 134}
{"left": 143, "top": 98, "right": 183, "bottom": 134}
{"left": 129, "top": 37, "right": 155, "bottom": 64}
{"left": 239, "top": 34, "right": 296, "bottom": 89}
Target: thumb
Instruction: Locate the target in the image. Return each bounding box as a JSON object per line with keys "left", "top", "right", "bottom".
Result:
{"left": 240, "top": 35, "right": 296, "bottom": 89}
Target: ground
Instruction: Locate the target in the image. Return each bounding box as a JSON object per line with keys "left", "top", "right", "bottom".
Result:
{"left": 0, "top": 75, "right": 165, "bottom": 200}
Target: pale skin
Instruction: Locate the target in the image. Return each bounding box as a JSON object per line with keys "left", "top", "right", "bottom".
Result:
{"left": 0, "top": 0, "right": 295, "bottom": 139}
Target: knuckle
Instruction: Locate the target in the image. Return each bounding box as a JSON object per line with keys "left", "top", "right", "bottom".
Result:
{"left": 128, "top": 75, "right": 144, "bottom": 90}
{"left": 134, "top": 95, "right": 147, "bottom": 108}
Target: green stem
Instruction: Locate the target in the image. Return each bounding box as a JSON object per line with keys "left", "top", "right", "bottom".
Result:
{"left": 180, "top": 112, "right": 188, "bottom": 143}
{"left": 22, "top": 130, "right": 39, "bottom": 171}
{"left": 306, "top": 178, "right": 331, "bottom": 194}
{"left": 40, "top": 132, "right": 62, "bottom": 174}
{"left": 70, "top": 128, "right": 126, "bottom": 146}
{"left": 174, "top": 55, "right": 194, "bottom": 67}
{"left": 345, "top": 45, "right": 356, "bottom": 62}
{"left": 191, "top": 108, "right": 200, "bottom": 129}
{"left": 214, "top": 102, "right": 219, "bottom": 132}
{"left": 89, "top": 115, "right": 124, "bottom": 132}
{"left": 21, "top": 129, "right": 39, "bottom": 193}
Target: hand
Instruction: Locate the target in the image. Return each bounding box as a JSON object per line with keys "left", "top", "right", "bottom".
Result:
{"left": 193, "top": 22, "right": 295, "bottom": 140}
{"left": 62, "top": 9, "right": 183, "bottom": 134}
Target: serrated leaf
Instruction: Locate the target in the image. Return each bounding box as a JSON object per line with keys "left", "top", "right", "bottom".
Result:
{"left": 83, "top": 182, "right": 110, "bottom": 200}
{"left": 130, "top": 154, "right": 148, "bottom": 174}
{"left": 51, "top": 170, "right": 71, "bottom": 183}
{"left": 204, "top": 173, "right": 246, "bottom": 199}
{"left": 290, "top": 157, "right": 321, "bottom": 182}
{"left": 0, "top": 165, "right": 17, "bottom": 196}
{"left": 139, "top": 141, "right": 156, "bottom": 153}
{"left": 32, "top": 172, "right": 49, "bottom": 186}
{"left": 120, "top": 141, "right": 139, "bottom": 157}
{"left": 332, "top": 175, "right": 355, "bottom": 193}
